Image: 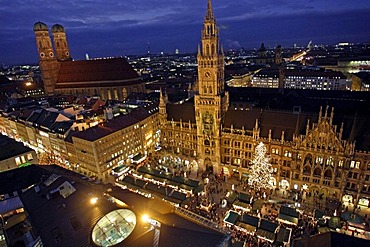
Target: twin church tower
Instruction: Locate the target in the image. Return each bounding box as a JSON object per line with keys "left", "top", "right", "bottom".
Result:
{"left": 33, "top": 22, "right": 71, "bottom": 94}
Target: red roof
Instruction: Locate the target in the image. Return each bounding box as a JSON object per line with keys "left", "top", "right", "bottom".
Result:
{"left": 55, "top": 57, "right": 141, "bottom": 88}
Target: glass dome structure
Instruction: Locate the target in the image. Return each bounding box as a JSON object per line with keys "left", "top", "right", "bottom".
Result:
{"left": 92, "top": 209, "right": 136, "bottom": 246}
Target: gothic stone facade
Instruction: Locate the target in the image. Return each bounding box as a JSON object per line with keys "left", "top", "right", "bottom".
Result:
{"left": 159, "top": 0, "right": 370, "bottom": 205}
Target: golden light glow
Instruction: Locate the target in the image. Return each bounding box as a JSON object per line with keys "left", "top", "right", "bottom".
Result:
{"left": 142, "top": 214, "right": 149, "bottom": 222}
{"left": 90, "top": 197, "right": 98, "bottom": 204}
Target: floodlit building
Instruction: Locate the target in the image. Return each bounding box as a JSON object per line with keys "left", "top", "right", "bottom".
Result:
{"left": 71, "top": 104, "right": 160, "bottom": 180}
{"left": 159, "top": 0, "right": 370, "bottom": 207}
{"left": 33, "top": 22, "right": 145, "bottom": 99}
{"left": 251, "top": 68, "right": 348, "bottom": 90}
{"left": 0, "top": 0, "right": 369, "bottom": 208}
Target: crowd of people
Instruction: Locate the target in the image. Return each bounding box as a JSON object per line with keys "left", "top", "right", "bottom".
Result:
{"left": 147, "top": 154, "right": 370, "bottom": 243}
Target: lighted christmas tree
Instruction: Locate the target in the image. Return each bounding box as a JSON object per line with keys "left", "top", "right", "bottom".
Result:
{"left": 248, "top": 142, "right": 274, "bottom": 191}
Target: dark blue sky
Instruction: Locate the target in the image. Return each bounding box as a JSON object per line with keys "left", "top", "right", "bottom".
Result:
{"left": 1, "top": 0, "right": 370, "bottom": 65}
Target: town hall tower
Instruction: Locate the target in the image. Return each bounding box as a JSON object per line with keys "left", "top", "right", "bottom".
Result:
{"left": 195, "top": 0, "right": 229, "bottom": 174}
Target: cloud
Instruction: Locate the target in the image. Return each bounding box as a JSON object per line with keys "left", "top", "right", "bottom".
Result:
{"left": 0, "top": 0, "right": 369, "bottom": 64}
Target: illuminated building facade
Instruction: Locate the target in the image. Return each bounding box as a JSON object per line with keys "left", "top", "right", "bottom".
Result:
{"left": 159, "top": 0, "right": 370, "bottom": 206}
{"left": 252, "top": 69, "right": 348, "bottom": 90}
{"left": 70, "top": 104, "right": 160, "bottom": 180}
{"left": 0, "top": 0, "right": 369, "bottom": 208}
{"left": 33, "top": 22, "right": 145, "bottom": 99}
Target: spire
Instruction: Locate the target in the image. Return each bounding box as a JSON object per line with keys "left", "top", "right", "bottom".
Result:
{"left": 330, "top": 106, "right": 334, "bottom": 125}
{"left": 159, "top": 88, "right": 166, "bottom": 107}
{"left": 206, "top": 0, "right": 214, "bottom": 20}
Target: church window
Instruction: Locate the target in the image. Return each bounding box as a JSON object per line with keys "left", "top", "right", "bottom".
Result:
{"left": 313, "top": 167, "right": 321, "bottom": 177}
{"left": 350, "top": 161, "right": 355, "bottom": 168}
{"left": 315, "top": 156, "right": 323, "bottom": 164}
{"left": 324, "top": 169, "right": 332, "bottom": 179}
{"left": 338, "top": 160, "right": 343, "bottom": 167}
{"left": 355, "top": 161, "right": 360, "bottom": 169}
{"left": 326, "top": 157, "right": 334, "bottom": 166}
{"left": 303, "top": 166, "right": 311, "bottom": 175}
{"left": 284, "top": 150, "right": 292, "bottom": 157}
{"left": 211, "top": 44, "right": 215, "bottom": 54}
{"left": 206, "top": 45, "right": 210, "bottom": 55}
{"left": 57, "top": 41, "right": 60, "bottom": 48}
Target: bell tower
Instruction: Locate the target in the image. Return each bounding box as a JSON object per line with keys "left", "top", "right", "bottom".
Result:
{"left": 195, "top": 0, "right": 229, "bottom": 174}
{"left": 34, "top": 22, "right": 59, "bottom": 95}
{"left": 52, "top": 24, "right": 72, "bottom": 61}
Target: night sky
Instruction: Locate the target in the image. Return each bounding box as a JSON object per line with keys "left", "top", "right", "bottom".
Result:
{"left": 1, "top": 0, "right": 370, "bottom": 65}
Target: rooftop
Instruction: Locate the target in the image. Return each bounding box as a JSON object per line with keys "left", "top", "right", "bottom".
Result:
{"left": 56, "top": 57, "right": 142, "bottom": 88}
{"left": 0, "top": 134, "right": 34, "bottom": 162}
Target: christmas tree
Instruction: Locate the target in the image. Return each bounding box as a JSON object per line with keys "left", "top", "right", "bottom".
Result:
{"left": 248, "top": 142, "right": 274, "bottom": 190}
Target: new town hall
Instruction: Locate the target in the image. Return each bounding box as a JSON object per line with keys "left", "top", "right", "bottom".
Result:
{"left": 159, "top": 0, "right": 370, "bottom": 207}
{"left": 1, "top": 0, "right": 369, "bottom": 208}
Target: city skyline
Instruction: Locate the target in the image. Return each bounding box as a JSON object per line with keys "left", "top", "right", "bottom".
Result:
{"left": 1, "top": 0, "right": 370, "bottom": 65}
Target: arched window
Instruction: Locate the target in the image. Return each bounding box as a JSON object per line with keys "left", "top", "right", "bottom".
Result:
{"left": 324, "top": 169, "right": 332, "bottom": 179}
{"left": 56, "top": 41, "right": 60, "bottom": 48}
{"left": 303, "top": 166, "right": 311, "bottom": 175}
{"left": 206, "top": 45, "right": 210, "bottom": 55}
{"left": 304, "top": 154, "right": 312, "bottom": 166}
{"left": 314, "top": 167, "right": 321, "bottom": 177}
{"left": 211, "top": 44, "right": 215, "bottom": 54}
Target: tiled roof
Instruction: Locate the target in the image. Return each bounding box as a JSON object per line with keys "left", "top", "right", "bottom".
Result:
{"left": 0, "top": 165, "right": 48, "bottom": 195}
{"left": 0, "top": 134, "right": 34, "bottom": 161}
{"left": 55, "top": 57, "right": 142, "bottom": 88}
{"left": 226, "top": 87, "right": 370, "bottom": 150}
{"left": 72, "top": 105, "right": 158, "bottom": 142}
{"left": 166, "top": 98, "right": 196, "bottom": 123}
